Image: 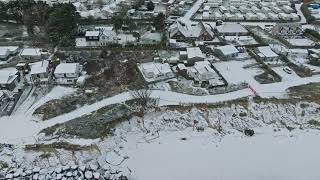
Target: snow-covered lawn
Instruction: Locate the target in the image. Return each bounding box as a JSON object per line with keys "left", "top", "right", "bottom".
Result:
{"left": 0, "top": 86, "right": 75, "bottom": 144}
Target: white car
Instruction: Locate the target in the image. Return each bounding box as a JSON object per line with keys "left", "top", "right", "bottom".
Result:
{"left": 283, "top": 67, "right": 292, "bottom": 74}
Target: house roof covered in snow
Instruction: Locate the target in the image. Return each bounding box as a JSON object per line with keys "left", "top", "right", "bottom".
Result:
{"left": 0, "top": 47, "right": 9, "bottom": 56}
{"left": 20, "top": 48, "right": 41, "bottom": 57}
{"left": 0, "top": 68, "right": 18, "bottom": 85}
{"left": 0, "top": 46, "right": 19, "bottom": 55}
{"left": 215, "top": 45, "right": 239, "bottom": 55}
{"left": 194, "top": 61, "right": 215, "bottom": 74}
{"left": 54, "top": 63, "right": 79, "bottom": 74}
{"left": 169, "top": 20, "right": 214, "bottom": 39}
{"left": 85, "top": 31, "right": 100, "bottom": 37}
{"left": 257, "top": 46, "right": 279, "bottom": 58}
{"left": 186, "top": 47, "right": 205, "bottom": 59}
{"left": 6, "top": 46, "right": 19, "bottom": 52}
{"left": 30, "top": 60, "right": 49, "bottom": 75}
{"left": 216, "top": 23, "right": 248, "bottom": 34}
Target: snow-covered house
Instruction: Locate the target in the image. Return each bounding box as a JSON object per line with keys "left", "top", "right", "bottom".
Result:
{"left": 0, "top": 46, "right": 19, "bottom": 61}
{"left": 29, "top": 60, "right": 50, "bottom": 84}
{"left": 0, "top": 68, "right": 19, "bottom": 91}
{"left": 186, "top": 47, "right": 205, "bottom": 63}
{"left": 169, "top": 20, "right": 215, "bottom": 42}
{"left": 256, "top": 46, "right": 279, "bottom": 61}
{"left": 85, "top": 27, "right": 118, "bottom": 46}
{"left": 214, "top": 45, "right": 240, "bottom": 60}
{"left": 287, "top": 49, "right": 309, "bottom": 58}
{"left": 54, "top": 63, "right": 81, "bottom": 85}
{"left": 138, "top": 62, "right": 175, "bottom": 82}
{"left": 215, "top": 23, "right": 249, "bottom": 36}
{"left": 19, "top": 48, "right": 42, "bottom": 61}
{"left": 0, "top": 48, "right": 10, "bottom": 61}
{"left": 188, "top": 61, "right": 216, "bottom": 81}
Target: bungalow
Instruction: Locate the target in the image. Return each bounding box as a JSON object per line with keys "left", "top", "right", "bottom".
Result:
{"left": 186, "top": 47, "right": 205, "bottom": 63}
{"left": 85, "top": 31, "right": 100, "bottom": 42}
{"left": 188, "top": 61, "right": 216, "bottom": 81}
{"left": 187, "top": 61, "right": 225, "bottom": 86}
{"left": 215, "top": 23, "right": 249, "bottom": 36}
{"left": 0, "top": 48, "right": 10, "bottom": 61}
{"left": 288, "top": 49, "right": 309, "bottom": 58}
{"left": 54, "top": 63, "right": 81, "bottom": 85}
{"left": 0, "top": 46, "right": 19, "bottom": 61}
{"left": 214, "top": 45, "right": 240, "bottom": 60}
{"left": 138, "top": 62, "right": 175, "bottom": 82}
{"left": 0, "top": 68, "right": 19, "bottom": 91}
{"left": 169, "top": 20, "right": 215, "bottom": 41}
{"left": 85, "top": 27, "right": 118, "bottom": 46}
{"left": 29, "top": 60, "right": 49, "bottom": 84}
{"left": 256, "top": 46, "right": 279, "bottom": 61}
{"left": 20, "top": 48, "right": 42, "bottom": 61}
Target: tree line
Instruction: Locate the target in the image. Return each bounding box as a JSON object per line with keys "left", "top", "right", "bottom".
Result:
{"left": 0, "top": 0, "right": 79, "bottom": 47}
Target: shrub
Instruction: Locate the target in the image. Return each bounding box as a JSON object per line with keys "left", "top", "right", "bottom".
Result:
{"left": 244, "top": 129, "right": 255, "bottom": 136}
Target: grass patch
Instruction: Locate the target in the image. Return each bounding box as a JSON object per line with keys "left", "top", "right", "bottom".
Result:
{"left": 254, "top": 71, "right": 281, "bottom": 84}
{"left": 288, "top": 83, "right": 320, "bottom": 103}
{"left": 40, "top": 103, "right": 133, "bottom": 139}
{"left": 34, "top": 93, "right": 98, "bottom": 120}
{"left": 166, "top": 98, "right": 249, "bottom": 112}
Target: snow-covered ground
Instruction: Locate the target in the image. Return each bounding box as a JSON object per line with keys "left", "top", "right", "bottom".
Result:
{"left": 0, "top": 86, "right": 76, "bottom": 144}
{"left": 123, "top": 129, "right": 320, "bottom": 180}
{"left": 2, "top": 100, "right": 320, "bottom": 179}
{"left": 1, "top": 70, "right": 320, "bottom": 144}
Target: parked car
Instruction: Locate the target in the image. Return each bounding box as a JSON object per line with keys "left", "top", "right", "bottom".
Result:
{"left": 283, "top": 67, "right": 292, "bottom": 74}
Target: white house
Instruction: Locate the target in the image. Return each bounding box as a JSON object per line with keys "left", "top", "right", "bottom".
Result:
{"left": 186, "top": 47, "right": 205, "bottom": 63}
{"left": 54, "top": 63, "right": 81, "bottom": 84}
{"left": 257, "top": 46, "right": 279, "bottom": 61}
{"left": 288, "top": 49, "right": 309, "bottom": 58}
{"left": 138, "top": 62, "right": 175, "bottom": 82}
{"left": 85, "top": 26, "right": 118, "bottom": 46}
{"left": 214, "top": 45, "right": 240, "bottom": 60}
{"left": 188, "top": 61, "right": 216, "bottom": 81}
{"left": 0, "top": 46, "right": 19, "bottom": 61}
{"left": 0, "top": 48, "right": 10, "bottom": 61}
{"left": 215, "top": 23, "right": 249, "bottom": 36}
{"left": 29, "top": 60, "right": 49, "bottom": 84}
{"left": 0, "top": 68, "right": 19, "bottom": 91}
{"left": 20, "top": 48, "right": 42, "bottom": 60}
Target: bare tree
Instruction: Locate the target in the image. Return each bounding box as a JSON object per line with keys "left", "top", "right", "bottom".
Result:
{"left": 129, "top": 89, "right": 154, "bottom": 128}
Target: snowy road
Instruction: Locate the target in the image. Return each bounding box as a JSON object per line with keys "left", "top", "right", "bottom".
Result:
{"left": 296, "top": 3, "right": 307, "bottom": 24}
{"left": 183, "top": 0, "right": 203, "bottom": 21}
